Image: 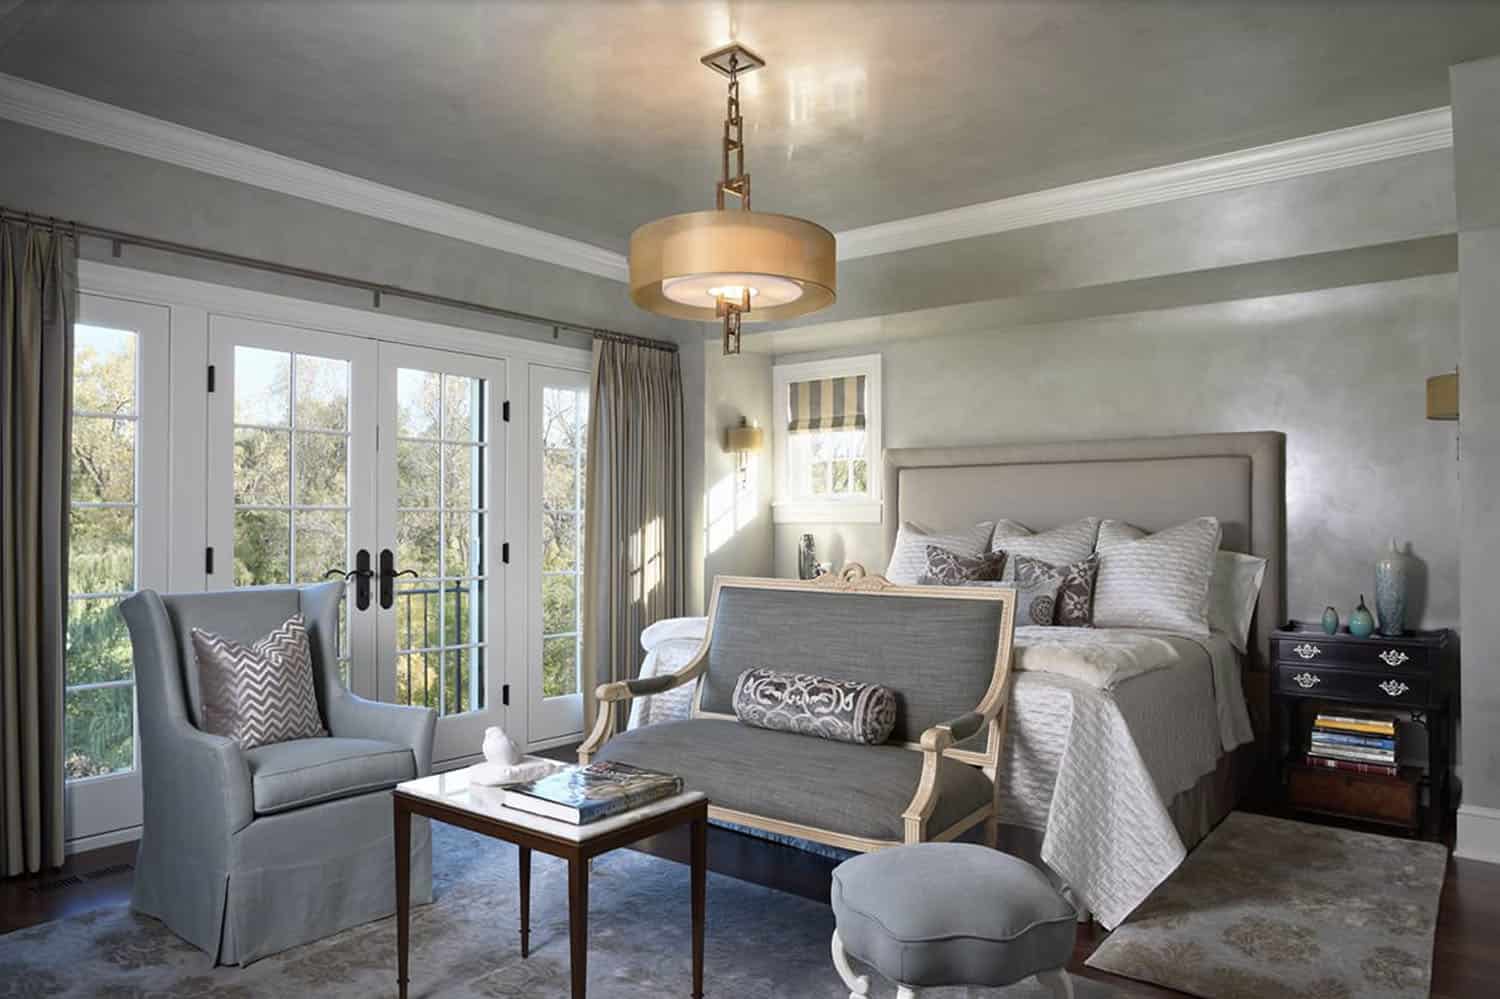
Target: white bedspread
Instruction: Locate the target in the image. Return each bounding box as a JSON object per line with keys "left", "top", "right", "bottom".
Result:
{"left": 630, "top": 617, "right": 1255, "bottom": 928}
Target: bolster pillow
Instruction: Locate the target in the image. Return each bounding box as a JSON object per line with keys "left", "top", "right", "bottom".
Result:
{"left": 731, "top": 667, "right": 898, "bottom": 746}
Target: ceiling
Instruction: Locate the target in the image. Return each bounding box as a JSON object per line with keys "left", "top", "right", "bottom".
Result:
{"left": 3, "top": 0, "right": 1499, "bottom": 255}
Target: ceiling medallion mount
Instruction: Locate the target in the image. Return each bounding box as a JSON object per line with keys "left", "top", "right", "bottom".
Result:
{"left": 629, "top": 43, "right": 837, "bottom": 355}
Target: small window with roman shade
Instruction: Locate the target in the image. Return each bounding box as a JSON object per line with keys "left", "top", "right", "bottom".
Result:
{"left": 772, "top": 355, "right": 882, "bottom": 522}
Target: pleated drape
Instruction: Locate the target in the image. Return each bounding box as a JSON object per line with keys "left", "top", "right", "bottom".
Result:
{"left": 1, "top": 221, "right": 76, "bottom": 875}
{"left": 580, "top": 340, "right": 685, "bottom": 732}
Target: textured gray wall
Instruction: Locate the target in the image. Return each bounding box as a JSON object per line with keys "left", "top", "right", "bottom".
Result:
{"left": 771, "top": 274, "right": 1461, "bottom": 634}
{"left": 1453, "top": 56, "right": 1500, "bottom": 825}
{"left": 700, "top": 349, "right": 775, "bottom": 606}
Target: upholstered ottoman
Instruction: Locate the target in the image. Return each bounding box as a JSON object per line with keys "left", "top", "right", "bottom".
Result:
{"left": 830, "top": 844, "right": 1077, "bottom": 999}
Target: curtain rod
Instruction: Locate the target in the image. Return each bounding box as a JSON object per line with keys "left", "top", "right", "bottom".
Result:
{"left": 0, "top": 206, "right": 678, "bottom": 353}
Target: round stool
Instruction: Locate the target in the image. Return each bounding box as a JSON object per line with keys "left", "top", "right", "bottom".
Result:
{"left": 830, "top": 843, "right": 1077, "bottom": 999}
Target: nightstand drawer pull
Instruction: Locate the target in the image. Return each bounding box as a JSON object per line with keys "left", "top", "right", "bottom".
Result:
{"left": 1379, "top": 679, "right": 1410, "bottom": 698}
{"left": 1292, "top": 671, "right": 1321, "bottom": 689}
{"left": 1379, "top": 649, "right": 1410, "bottom": 667}
{"left": 1293, "top": 643, "right": 1322, "bottom": 660}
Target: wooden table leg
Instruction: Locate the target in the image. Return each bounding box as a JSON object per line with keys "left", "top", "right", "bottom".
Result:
{"left": 394, "top": 797, "right": 411, "bottom": 999}
{"left": 519, "top": 845, "right": 531, "bottom": 958}
{"left": 568, "top": 855, "right": 589, "bottom": 999}
{"left": 691, "top": 814, "right": 706, "bottom": 999}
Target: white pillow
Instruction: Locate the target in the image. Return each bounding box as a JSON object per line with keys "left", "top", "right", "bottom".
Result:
{"left": 886, "top": 520, "right": 995, "bottom": 585}
{"left": 990, "top": 517, "right": 1100, "bottom": 580}
{"left": 1092, "top": 517, "right": 1222, "bottom": 635}
{"left": 1209, "top": 550, "right": 1267, "bottom": 654}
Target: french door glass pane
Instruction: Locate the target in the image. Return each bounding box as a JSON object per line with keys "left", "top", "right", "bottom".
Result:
{"left": 66, "top": 325, "right": 139, "bottom": 781}
{"left": 230, "top": 347, "right": 350, "bottom": 586}
{"left": 393, "top": 368, "right": 488, "bottom": 716}
{"left": 540, "top": 385, "right": 586, "bottom": 699}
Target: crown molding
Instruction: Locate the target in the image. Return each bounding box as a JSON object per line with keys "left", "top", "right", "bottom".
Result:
{"left": 0, "top": 71, "right": 1453, "bottom": 276}
{"left": 836, "top": 107, "right": 1454, "bottom": 261}
{"left": 0, "top": 72, "right": 629, "bottom": 282}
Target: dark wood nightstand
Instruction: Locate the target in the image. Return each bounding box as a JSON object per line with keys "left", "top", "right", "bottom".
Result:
{"left": 1270, "top": 622, "right": 1454, "bottom": 838}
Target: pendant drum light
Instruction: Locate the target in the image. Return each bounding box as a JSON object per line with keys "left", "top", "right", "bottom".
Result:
{"left": 629, "top": 44, "right": 837, "bottom": 355}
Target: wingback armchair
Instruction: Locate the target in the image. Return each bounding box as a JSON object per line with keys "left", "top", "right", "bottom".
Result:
{"left": 121, "top": 581, "right": 436, "bottom": 965}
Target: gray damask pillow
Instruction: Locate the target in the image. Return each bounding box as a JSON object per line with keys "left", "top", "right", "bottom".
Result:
{"left": 1012, "top": 552, "right": 1100, "bottom": 627}
{"left": 732, "top": 668, "right": 897, "bottom": 745}
{"left": 1010, "top": 556, "right": 1069, "bottom": 626}
{"left": 922, "top": 544, "right": 1006, "bottom": 584}
{"left": 192, "top": 614, "right": 327, "bottom": 750}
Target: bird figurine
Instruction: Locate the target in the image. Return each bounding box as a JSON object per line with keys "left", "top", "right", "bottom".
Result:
{"left": 482, "top": 726, "right": 522, "bottom": 767}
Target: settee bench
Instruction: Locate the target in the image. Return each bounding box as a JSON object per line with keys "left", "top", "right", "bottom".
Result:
{"left": 579, "top": 569, "right": 1017, "bottom": 852}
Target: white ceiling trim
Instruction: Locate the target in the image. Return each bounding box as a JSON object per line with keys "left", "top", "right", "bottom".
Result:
{"left": 835, "top": 107, "right": 1454, "bottom": 261}
{"left": 0, "top": 72, "right": 629, "bottom": 282}
{"left": 0, "top": 71, "right": 1452, "bottom": 278}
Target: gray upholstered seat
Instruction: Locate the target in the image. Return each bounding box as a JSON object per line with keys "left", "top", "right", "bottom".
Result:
{"left": 244, "top": 737, "right": 416, "bottom": 815}
{"left": 831, "top": 843, "right": 1077, "bottom": 998}
{"left": 121, "top": 582, "right": 437, "bottom": 965}
{"left": 596, "top": 718, "right": 995, "bottom": 842}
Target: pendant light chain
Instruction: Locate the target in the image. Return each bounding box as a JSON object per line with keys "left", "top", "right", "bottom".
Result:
{"left": 715, "top": 52, "right": 752, "bottom": 354}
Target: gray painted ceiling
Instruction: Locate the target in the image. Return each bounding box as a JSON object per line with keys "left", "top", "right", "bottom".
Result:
{"left": 3, "top": 0, "right": 1499, "bottom": 254}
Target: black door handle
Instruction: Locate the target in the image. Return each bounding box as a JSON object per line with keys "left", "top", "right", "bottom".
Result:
{"left": 379, "top": 548, "right": 418, "bottom": 611}
{"left": 327, "top": 549, "right": 374, "bottom": 610}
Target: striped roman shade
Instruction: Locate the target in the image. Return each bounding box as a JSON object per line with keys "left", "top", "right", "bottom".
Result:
{"left": 787, "top": 375, "right": 866, "bottom": 434}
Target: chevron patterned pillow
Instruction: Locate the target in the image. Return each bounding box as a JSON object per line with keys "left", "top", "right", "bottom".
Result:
{"left": 191, "top": 614, "right": 328, "bottom": 750}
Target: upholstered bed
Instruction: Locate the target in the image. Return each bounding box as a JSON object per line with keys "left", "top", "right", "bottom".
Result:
{"left": 633, "top": 431, "right": 1284, "bottom": 928}
{"left": 881, "top": 432, "right": 1283, "bottom": 925}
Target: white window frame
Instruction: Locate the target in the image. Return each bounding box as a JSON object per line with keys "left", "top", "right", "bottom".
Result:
{"left": 771, "top": 354, "right": 882, "bottom": 524}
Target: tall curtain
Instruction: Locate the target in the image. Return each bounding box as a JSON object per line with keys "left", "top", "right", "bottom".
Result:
{"left": 580, "top": 339, "right": 686, "bottom": 732}
{"left": 1, "top": 222, "right": 76, "bottom": 875}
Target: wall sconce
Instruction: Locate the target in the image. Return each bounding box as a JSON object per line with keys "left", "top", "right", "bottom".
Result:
{"left": 726, "top": 417, "right": 764, "bottom": 488}
{"left": 1426, "top": 370, "right": 1458, "bottom": 421}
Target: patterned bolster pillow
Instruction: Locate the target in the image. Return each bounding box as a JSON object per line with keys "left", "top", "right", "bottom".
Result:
{"left": 731, "top": 668, "right": 898, "bottom": 746}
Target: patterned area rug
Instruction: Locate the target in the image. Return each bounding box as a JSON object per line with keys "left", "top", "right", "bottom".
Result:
{"left": 0, "top": 824, "right": 1122, "bottom": 998}
{"left": 1085, "top": 811, "right": 1448, "bottom": 999}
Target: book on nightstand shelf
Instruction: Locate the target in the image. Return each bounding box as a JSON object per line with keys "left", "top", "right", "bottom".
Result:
{"left": 503, "top": 761, "right": 683, "bottom": 824}
{"left": 1307, "top": 712, "right": 1397, "bottom": 773}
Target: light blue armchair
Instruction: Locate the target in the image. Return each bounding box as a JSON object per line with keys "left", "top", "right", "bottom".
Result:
{"left": 121, "top": 581, "right": 436, "bottom": 965}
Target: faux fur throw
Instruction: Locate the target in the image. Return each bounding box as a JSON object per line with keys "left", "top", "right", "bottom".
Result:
{"left": 1014, "top": 627, "right": 1182, "bottom": 688}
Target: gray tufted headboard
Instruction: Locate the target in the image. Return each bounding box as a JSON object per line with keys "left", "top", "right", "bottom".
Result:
{"left": 881, "top": 432, "right": 1285, "bottom": 721}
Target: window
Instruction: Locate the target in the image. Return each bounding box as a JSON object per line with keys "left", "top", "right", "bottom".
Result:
{"left": 539, "top": 384, "right": 588, "bottom": 698}
{"left": 772, "top": 354, "right": 882, "bottom": 523}
{"left": 66, "top": 325, "right": 142, "bottom": 780}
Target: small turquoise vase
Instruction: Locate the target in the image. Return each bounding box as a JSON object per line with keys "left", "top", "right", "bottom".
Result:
{"left": 1321, "top": 606, "right": 1340, "bottom": 635}
{"left": 1349, "top": 595, "right": 1375, "bottom": 638}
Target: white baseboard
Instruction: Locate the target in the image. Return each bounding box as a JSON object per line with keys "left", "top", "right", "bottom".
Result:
{"left": 1455, "top": 804, "right": 1500, "bottom": 864}
{"left": 66, "top": 824, "right": 141, "bottom": 857}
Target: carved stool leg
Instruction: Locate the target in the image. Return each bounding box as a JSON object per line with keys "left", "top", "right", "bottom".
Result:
{"left": 830, "top": 931, "right": 870, "bottom": 998}
{"left": 984, "top": 813, "right": 999, "bottom": 849}
{"left": 1037, "top": 969, "right": 1075, "bottom": 998}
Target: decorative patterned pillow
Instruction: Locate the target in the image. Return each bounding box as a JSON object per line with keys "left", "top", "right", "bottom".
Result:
{"left": 732, "top": 668, "right": 898, "bottom": 745}
{"left": 1011, "top": 552, "right": 1100, "bottom": 627}
{"left": 885, "top": 520, "right": 995, "bottom": 585}
{"left": 191, "top": 614, "right": 327, "bottom": 750}
{"left": 1010, "top": 556, "right": 1069, "bottom": 626}
{"left": 922, "top": 544, "right": 1007, "bottom": 584}
{"left": 991, "top": 518, "right": 1101, "bottom": 581}
{"left": 1092, "top": 517, "right": 1222, "bottom": 635}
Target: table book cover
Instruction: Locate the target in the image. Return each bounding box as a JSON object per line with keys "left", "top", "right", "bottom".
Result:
{"left": 503, "top": 761, "right": 683, "bottom": 824}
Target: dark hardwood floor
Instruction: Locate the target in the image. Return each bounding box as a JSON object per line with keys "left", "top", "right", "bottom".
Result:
{"left": 3, "top": 816, "right": 1494, "bottom": 997}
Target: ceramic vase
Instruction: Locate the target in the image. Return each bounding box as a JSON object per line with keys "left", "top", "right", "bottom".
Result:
{"left": 1349, "top": 595, "right": 1376, "bottom": 638}
{"left": 1375, "top": 538, "right": 1411, "bottom": 637}
{"left": 1321, "top": 606, "right": 1340, "bottom": 635}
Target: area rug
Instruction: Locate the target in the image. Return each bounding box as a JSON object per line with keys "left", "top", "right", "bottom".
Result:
{"left": 1085, "top": 811, "right": 1448, "bottom": 999}
{"left": 0, "top": 823, "right": 1122, "bottom": 998}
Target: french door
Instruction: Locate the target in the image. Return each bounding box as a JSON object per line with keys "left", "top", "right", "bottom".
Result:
{"left": 207, "top": 318, "right": 508, "bottom": 763}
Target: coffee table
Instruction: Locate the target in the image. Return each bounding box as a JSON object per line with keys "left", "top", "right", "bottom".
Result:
{"left": 393, "top": 770, "right": 708, "bottom": 999}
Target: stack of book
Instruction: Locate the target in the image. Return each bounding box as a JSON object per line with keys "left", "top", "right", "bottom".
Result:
{"left": 503, "top": 761, "right": 683, "bottom": 824}
{"left": 1304, "top": 713, "right": 1398, "bottom": 776}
